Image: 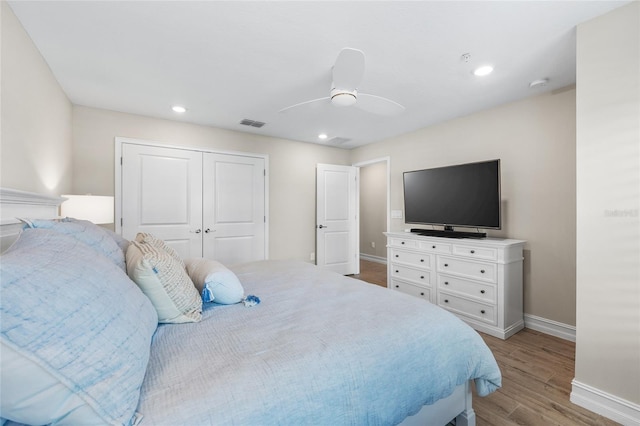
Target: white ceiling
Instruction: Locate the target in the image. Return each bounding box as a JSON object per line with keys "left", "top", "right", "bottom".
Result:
{"left": 9, "top": 1, "right": 629, "bottom": 149}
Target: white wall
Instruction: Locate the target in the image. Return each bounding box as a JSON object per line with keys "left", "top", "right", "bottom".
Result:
{"left": 72, "top": 106, "right": 350, "bottom": 261}
{"left": 351, "top": 89, "right": 577, "bottom": 327}
{"left": 573, "top": 0, "right": 640, "bottom": 418}
{"left": 0, "top": 2, "right": 72, "bottom": 195}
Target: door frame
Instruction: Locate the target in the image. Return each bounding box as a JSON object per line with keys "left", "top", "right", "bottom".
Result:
{"left": 353, "top": 156, "right": 391, "bottom": 263}
{"left": 114, "top": 136, "right": 270, "bottom": 259}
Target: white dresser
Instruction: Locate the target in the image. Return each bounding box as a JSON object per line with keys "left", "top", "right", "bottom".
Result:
{"left": 385, "top": 232, "right": 526, "bottom": 339}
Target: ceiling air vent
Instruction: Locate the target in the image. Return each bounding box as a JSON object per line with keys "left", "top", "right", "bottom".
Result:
{"left": 240, "top": 119, "right": 266, "bottom": 128}
{"left": 328, "top": 137, "right": 351, "bottom": 145}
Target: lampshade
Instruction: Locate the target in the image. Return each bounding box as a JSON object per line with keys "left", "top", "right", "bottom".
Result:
{"left": 61, "top": 195, "right": 114, "bottom": 224}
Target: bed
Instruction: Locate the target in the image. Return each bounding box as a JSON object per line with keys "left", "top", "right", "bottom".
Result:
{"left": 0, "top": 188, "right": 501, "bottom": 426}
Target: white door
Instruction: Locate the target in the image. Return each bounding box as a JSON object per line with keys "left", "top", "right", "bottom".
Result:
{"left": 202, "top": 153, "right": 266, "bottom": 266}
{"left": 121, "top": 144, "right": 203, "bottom": 259}
{"left": 316, "top": 164, "right": 359, "bottom": 275}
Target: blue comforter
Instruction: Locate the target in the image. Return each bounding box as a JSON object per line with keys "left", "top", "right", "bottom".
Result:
{"left": 136, "top": 260, "right": 501, "bottom": 425}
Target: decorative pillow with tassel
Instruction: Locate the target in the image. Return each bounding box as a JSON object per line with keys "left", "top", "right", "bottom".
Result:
{"left": 184, "top": 258, "right": 245, "bottom": 305}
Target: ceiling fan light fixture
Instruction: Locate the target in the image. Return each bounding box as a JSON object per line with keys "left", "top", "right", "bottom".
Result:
{"left": 330, "top": 89, "right": 357, "bottom": 107}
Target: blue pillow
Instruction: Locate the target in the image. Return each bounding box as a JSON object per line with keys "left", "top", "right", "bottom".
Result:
{"left": 184, "top": 258, "right": 245, "bottom": 304}
{"left": 0, "top": 228, "right": 157, "bottom": 425}
{"left": 21, "top": 218, "right": 126, "bottom": 270}
{"left": 63, "top": 218, "right": 130, "bottom": 253}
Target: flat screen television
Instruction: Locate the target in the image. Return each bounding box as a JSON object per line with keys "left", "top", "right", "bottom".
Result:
{"left": 403, "top": 159, "right": 501, "bottom": 238}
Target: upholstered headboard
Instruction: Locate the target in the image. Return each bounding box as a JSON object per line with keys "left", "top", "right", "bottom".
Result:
{"left": 0, "top": 188, "right": 65, "bottom": 252}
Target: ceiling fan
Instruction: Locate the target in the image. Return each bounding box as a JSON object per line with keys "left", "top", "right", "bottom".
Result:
{"left": 279, "top": 48, "right": 405, "bottom": 116}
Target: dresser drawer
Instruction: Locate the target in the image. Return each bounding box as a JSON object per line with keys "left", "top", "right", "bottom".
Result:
{"left": 389, "top": 237, "right": 418, "bottom": 249}
{"left": 453, "top": 244, "right": 498, "bottom": 261}
{"left": 390, "top": 249, "right": 431, "bottom": 268}
{"left": 437, "top": 256, "right": 497, "bottom": 283}
{"left": 438, "top": 292, "right": 496, "bottom": 325}
{"left": 438, "top": 275, "right": 496, "bottom": 304}
{"left": 418, "top": 241, "right": 452, "bottom": 254}
{"left": 391, "top": 264, "right": 431, "bottom": 285}
{"left": 391, "top": 280, "right": 431, "bottom": 301}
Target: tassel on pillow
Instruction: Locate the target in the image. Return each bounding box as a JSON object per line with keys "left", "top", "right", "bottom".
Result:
{"left": 242, "top": 295, "right": 260, "bottom": 307}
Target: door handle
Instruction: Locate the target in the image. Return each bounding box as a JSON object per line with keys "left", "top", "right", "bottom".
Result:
{"left": 317, "top": 224, "right": 327, "bottom": 229}
{"left": 204, "top": 228, "right": 215, "bottom": 233}
{"left": 191, "top": 229, "right": 202, "bottom": 234}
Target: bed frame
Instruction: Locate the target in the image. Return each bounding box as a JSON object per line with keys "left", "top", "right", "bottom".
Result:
{"left": 0, "top": 188, "right": 64, "bottom": 252}
{"left": 0, "top": 186, "right": 476, "bottom": 426}
{"left": 399, "top": 381, "right": 475, "bottom": 426}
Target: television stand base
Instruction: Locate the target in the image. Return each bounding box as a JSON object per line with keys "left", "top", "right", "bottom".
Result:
{"left": 411, "top": 229, "right": 487, "bottom": 239}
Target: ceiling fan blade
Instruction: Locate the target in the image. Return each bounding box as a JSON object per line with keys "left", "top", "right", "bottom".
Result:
{"left": 278, "top": 96, "right": 330, "bottom": 113}
{"left": 356, "top": 93, "right": 405, "bottom": 116}
{"left": 332, "top": 48, "right": 365, "bottom": 91}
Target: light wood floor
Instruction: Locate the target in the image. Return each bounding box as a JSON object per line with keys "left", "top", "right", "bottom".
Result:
{"left": 354, "top": 260, "right": 620, "bottom": 426}
{"left": 474, "top": 330, "right": 619, "bottom": 426}
{"left": 352, "top": 259, "right": 387, "bottom": 287}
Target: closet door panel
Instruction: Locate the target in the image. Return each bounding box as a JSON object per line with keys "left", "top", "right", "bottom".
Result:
{"left": 203, "top": 153, "right": 266, "bottom": 265}
{"left": 121, "top": 144, "right": 203, "bottom": 260}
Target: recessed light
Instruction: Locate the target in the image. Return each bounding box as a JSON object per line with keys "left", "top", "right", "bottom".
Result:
{"left": 318, "top": 133, "right": 328, "bottom": 140}
{"left": 473, "top": 65, "right": 494, "bottom": 77}
{"left": 172, "top": 105, "right": 187, "bottom": 113}
{"left": 529, "top": 78, "right": 549, "bottom": 89}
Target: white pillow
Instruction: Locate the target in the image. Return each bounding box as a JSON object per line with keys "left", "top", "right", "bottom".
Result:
{"left": 135, "top": 232, "right": 184, "bottom": 267}
{"left": 126, "top": 241, "right": 202, "bottom": 323}
{"left": 184, "top": 258, "right": 245, "bottom": 304}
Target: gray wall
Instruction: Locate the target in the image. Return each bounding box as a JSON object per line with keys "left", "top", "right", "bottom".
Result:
{"left": 72, "top": 106, "right": 350, "bottom": 262}
{"left": 575, "top": 1, "right": 639, "bottom": 407}
{"left": 351, "top": 89, "right": 577, "bottom": 327}
{"left": 0, "top": 2, "right": 72, "bottom": 195}
{"left": 359, "top": 161, "right": 387, "bottom": 260}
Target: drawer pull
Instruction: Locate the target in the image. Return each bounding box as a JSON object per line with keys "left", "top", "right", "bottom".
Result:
{"left": 444, "top": 281, "right": 449, "bottom": 285}
{"left": 480, "top": 290, "right": 485, "bottom": 294}
{"left": 420, "top": 259, "right": 424, "bottom": 262}
{"left": 444, "top": 299, "right": 449, "bottom": 303}
{"left": 432, "top": 245, "right": 436, "bottom": 249}
{"left": 420, "top": 292, "right": 424, "bottom": 296}
{"left": 470, "top": 250, "right": 475, "bottom": 254}
{"left": 395, "top": 254, "right": 399, "bottom": 258}
{"left": 401, "top": 241, "right": 405, "bottom": 245}
{"left": 480, "top": 269, "right": 485, "bottom": 274}
{"left": 420, "top": 276, "right": 424, "bottom": 279}
{"left": 395, "top": 270, "right": 399, "bottom": 273}
{"left": 481, "top": 310, "right": 486, "bottom": 314}
{"left": 444, "top": 263, "right": 449, "bottom": 267}
{"left": 395, "top": 285, "right": 399, "bottom": 288}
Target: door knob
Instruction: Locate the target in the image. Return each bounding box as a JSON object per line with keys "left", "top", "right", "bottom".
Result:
{"left": 204, "top": 228, "right": 214, "bottom": 233}
{"left": 318, "top": 224, "right": 327, "bottom": 229}
{"left": 193, "top": 229, "right": 202, "bottom": 234}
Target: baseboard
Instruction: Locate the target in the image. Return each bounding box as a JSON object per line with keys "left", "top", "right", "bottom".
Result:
{"left": 524, "top": 313, "right": 576, "bottom": 342}
{"left": 571, "top": 380, "right": 640, "bottom": 425}
{"left": 360, "top": 253, "right": 387, "bottom": 264}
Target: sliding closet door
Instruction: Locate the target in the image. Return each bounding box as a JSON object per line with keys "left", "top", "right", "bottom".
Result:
{"left": 202, "top": 153, "right": 266, "bottom": 265}
{"left": 121, "top": 144, "right": 203, "bottom": 259}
